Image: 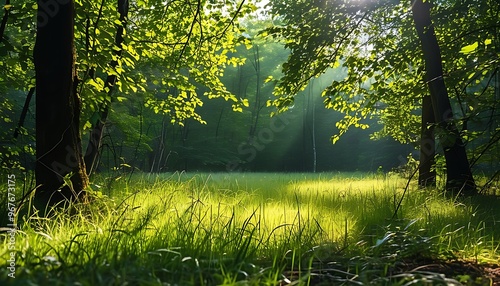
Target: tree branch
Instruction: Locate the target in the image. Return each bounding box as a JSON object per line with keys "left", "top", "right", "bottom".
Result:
{"left": 0, "top": 0, "right": 11, "bottom": 44}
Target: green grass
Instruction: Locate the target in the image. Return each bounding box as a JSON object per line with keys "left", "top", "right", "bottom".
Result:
{"left": 1, "top": 172, "right": 499, "bottom": 285}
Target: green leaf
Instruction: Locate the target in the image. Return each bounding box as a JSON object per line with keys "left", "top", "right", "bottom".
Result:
{"left": 460, "top": 42, "right": 478, "bottom": 54}
{"left": 83, "top": 121, "right": 92, "bottom": 130}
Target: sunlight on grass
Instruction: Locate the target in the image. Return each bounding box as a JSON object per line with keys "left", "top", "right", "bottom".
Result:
{"left": 1, "top": 172, "right": 499, "bottom": 285}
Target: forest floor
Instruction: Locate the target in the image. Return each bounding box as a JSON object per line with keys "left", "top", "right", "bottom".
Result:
{"left": 290, "top": 260, "right": 500, "bottom": 285}
{"left": 1, "top": 172, "right": 499, "bottom": 285}
{"left": 395, "top": 258, "right": 500, "bottom": 285}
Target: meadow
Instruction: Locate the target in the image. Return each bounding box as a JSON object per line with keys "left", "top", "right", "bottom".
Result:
{"left": 1, "top": 172, "right": 499, "bottom": 285}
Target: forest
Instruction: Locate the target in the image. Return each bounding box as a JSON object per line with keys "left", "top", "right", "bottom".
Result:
{"left": 0, "top": 0, "right": 499, "bottom": 284}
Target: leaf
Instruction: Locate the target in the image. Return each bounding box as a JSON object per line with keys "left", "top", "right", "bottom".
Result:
{"left": 484, "top": 39, "right": 492, "bottom": 46}
{"left": 374, "top": 233, "right": 394, "bottom": 247}
{"left": 459, "top": 42, "right": 478, "bottom": 54}
{"left": 83, "top": 121, "right": 92, "bottom": 130}
{"left": 87, "top": 78, "right": 105, "bottom": 91}
{"left": 467, "top": 71, "right": 476, "bottom": 80}
{"left": 232, "top": 104, "right": 243, "bottom": 112}
{"left": 264, "top": 76, "right": 273, "bottom": 83}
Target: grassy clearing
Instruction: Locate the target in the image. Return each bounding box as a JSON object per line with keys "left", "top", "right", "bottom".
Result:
{"left": 1, "top": 172, "right": 499, "bottom": 285}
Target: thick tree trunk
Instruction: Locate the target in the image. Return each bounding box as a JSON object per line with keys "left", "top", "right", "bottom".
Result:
{"left": 84, "top": 0, "right": 128, "bottom": 175}
{"left": 418, "top": 95, "right": 436, "bottom": 187}
{"left": 34, "top": 0, "right": 89, "bottom": 206}
{"left": 412, "top": 0, "right": 476, "bottom": 195}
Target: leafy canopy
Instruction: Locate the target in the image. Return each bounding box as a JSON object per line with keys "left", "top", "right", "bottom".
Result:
{"left": 264, "top": 0, "right": 499, "bottom": 145}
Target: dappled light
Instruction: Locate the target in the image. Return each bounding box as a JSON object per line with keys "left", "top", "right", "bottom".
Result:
{"left": 1, "top": 0, "right": 499, "bottom": 284}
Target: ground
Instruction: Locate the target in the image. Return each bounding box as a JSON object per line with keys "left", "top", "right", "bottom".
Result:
{"left": 285, "top": 258, "right": 500, "bottom": 285}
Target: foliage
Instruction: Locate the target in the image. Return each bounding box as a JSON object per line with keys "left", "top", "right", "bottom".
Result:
{"left": 264, "top": 0, "right": 499, "bottom": 151}
{"left": 0, "top": 0, "right": 260, "bottom": 172}
{"left": 0, "top": 3, "right": 36, "bottom": 172}
{"left": 75, "top": 0, "right": 256, "bottom": 126}
{"left": 0, "top": 2, "right": 34, "bottom": 91}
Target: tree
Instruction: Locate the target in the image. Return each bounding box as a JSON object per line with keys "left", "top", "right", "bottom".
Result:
{"left": 1, "top": 0, "right": 259, "bottom": 182}
{"left": 418, "top": 95, "right": 436, "bottom": 187}
{"left": 411, "top": 0, "right": 475, "bottom": 194}
{"left": 83, "top": 0, "right": 129, "bottom": 176}
{"left": 264, "top": 0, "right": 495, "bottom": 193}
{"left": 74, "top": 0, "right": 256, "bottom": 173}
{"left": 34, "top": 0, "right": 89, "bottom": 206}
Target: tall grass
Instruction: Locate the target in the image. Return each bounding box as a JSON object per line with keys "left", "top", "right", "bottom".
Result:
{"left": 1, "top": 172, "right": 499, "bottom": 285}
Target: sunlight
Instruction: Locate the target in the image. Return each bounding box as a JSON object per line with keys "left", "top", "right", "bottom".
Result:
{"left": 3, "top": 0, "right": 499, "bottom": 283}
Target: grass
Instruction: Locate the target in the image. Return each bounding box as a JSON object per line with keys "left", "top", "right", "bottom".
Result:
{"left": 1, "top": 172, "right": 499, "bottom": 285}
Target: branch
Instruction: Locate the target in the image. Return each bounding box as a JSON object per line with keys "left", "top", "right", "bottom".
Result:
{"left": 136, "top": 39, "right": 187, "bottom": 47}
{"left": 287, "top": 11, "right": 370, "bottom": 96}
{"left": 470, "top": 128, "right": 500, "bottom": 168}
{"left": 13, "top": 86, "right": 35, "bottom": 139}
{"left": 216, "top": 0, "right": 246, "bottom": 40}
{"left": 178, "top": 0, "right": 201, "bottom": 63}
{"left": 0, "top": 0, "right": 11, "bottom": 42}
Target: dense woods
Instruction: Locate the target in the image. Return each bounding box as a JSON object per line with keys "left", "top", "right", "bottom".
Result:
{"left": 0, "top": 0, "right": 496, "bottom": 199}
{"left": 0, "top": 0, "right": 499, "bottom": 284}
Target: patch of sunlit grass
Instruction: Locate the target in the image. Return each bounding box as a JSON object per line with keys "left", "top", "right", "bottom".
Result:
{"left": 1, "top": 172, "right": 498, "bottom": 285}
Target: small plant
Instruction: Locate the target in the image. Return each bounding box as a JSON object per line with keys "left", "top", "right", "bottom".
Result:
{"left": 370, "top": 219, "right": 434, "bottom": 260}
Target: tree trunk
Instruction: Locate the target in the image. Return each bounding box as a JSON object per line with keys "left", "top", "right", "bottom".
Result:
{"left": 310, "top": 80, "right": 317, "bottom": 173}
{"left": 34, "top": 0, "right": 89, "bottom": 206}
{"left": 412, "top": 0, "right": 476, "bottom": 195}
{"left": 84, "top": 0, "right": 129, "bottom": 175}
{"left": 249, "top": 45, "right": 262, "bottom": 139}
{"left": 418, "top": 95, "right": 436, "bottom": 187}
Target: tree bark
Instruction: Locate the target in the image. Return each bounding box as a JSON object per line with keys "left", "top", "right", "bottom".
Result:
{"left": 34, "top": 0, "right": 89, "bottom": 206}
{"left": 412, "top": 0, "right": 476, "bottom": 195}
{"left": 418, "top": 95, "right": 436, "bottom": 187}
{"left": 84, "top": 0, "right": 129, "bottom": 175}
